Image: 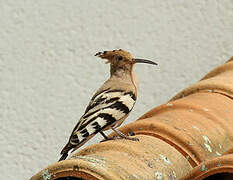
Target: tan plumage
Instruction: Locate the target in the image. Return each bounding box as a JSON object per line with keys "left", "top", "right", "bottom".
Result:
{"left": 59, "top": 49, "right": 157, "bottom": 161}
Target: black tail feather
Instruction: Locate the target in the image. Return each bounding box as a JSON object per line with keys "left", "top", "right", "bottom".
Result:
{"left": 59, "top": 153, "right": 68, "bottom": 161}
{"left": 58, "top": 143, "right": 74, "bottom": 161}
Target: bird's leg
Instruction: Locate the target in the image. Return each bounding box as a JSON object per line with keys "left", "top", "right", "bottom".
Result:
{"left": 99, "top": 131, "right": 119, "bottom": 142}
{"left": 111, "top": 127, "right": 139, "bottom": 141}
{"left": 100, "top": 131, "right": 109, "bottom": 140}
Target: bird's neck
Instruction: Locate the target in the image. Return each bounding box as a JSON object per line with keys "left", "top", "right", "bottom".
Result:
{"left": 110, "top": 67, "right": 138, "bottom": 94}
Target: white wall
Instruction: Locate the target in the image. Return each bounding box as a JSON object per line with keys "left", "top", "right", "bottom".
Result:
{"left": 0, "top": 1, "right": 232, "bottom": 179}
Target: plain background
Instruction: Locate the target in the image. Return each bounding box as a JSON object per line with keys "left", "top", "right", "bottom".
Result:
{"left": 0, "top": 1, "right": 233, "bottom": 179}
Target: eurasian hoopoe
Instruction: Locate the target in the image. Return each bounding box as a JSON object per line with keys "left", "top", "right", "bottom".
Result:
{"left": 59, "top": 49, "right": 157, "bottom": 161}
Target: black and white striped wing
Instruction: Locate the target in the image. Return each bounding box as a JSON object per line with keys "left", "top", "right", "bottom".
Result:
{"left": 69, "top": 89, "right": 136, "bottom": 146}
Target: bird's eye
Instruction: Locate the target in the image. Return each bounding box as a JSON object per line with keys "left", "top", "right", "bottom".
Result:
{"left": 118, "top": 56, "right": 123, "bottom": 61}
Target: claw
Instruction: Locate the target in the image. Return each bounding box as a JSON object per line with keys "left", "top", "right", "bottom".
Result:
{"left": 111, "top": 127, "right": 139, "bottom": 142}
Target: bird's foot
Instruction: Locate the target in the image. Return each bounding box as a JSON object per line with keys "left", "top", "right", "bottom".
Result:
{"left": 99, "top": 129, "right": 139, "bottom": 142}
{"left": 100, "top": 135, "right": 122, "bottom": 142}
{"left": 111, "top": 128, "right": 139, "bottom": 141}
{"left": 121, "top": 135, "right": 139, "bottom": 141}
{"left": 100, "top": 131, "right": 119, "bottom": 142}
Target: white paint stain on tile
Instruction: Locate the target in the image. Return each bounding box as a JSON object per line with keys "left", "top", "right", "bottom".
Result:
{"left": 41, "top": 169, "right": 51, "bottom": 180}
{"left": 219, "top": 144, "right": 222, "bottom": 149}
{"left": 203, "top": 108, "right": 209, "bottom": 112}
{"left": 132, "top": 174, "right": 139, "bottom": 179}
{"left": 203, "top": 135, "right": 213, "bottom": 153}
{"left": 155, "top": 171, "right": 163, "bottom": 180}
{"left": 192, "top": 126, "right": 200, "bottom": 131}
{"left": 201, "top": 164, "right": 208, "bottom": 171}
{"left": 169, "top": 171, "right": 177, "bottom": 179}
{"left": 216, "top": 151, "right": 222, "bottom": 156}
{"left": 203, "top": 135, "right": 211, "bottom": 144}
{"left": 159, "top": 154, "right": 171, "bottom": 165}
{"left": 204, "top": 143, "right": 212, "bottom": 152}
{"left": 166, "top": 103, "right": 173, "bottom": 107}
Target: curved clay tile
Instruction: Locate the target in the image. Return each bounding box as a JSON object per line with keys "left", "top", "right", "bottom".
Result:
{"left": 30, "top": 57, "right": 233, "bottom": 180}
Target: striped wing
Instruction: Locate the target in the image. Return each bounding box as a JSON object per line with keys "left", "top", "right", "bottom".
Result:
{"left": 69, "top": 89, "right": 136, "bottom": 146}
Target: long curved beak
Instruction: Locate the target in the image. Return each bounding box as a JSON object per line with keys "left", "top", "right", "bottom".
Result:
{"left": 133, "top": 58, "right": 158, "bottom": 65}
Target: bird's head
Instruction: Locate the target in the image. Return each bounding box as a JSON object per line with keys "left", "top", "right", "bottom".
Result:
{"left": 95, "top": 49, "right": 157, "bottom": 75}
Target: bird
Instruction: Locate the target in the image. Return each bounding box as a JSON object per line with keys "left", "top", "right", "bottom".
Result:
{"left": 59, "top": 49, "right": 157, "bottom": 161}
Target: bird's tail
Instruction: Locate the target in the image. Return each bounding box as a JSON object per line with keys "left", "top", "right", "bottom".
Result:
{"left": 58, "top": 143, "right": 75, "bottom": 161}
{"left": 59, "top": 133, "right": 96, "bottom": 161}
